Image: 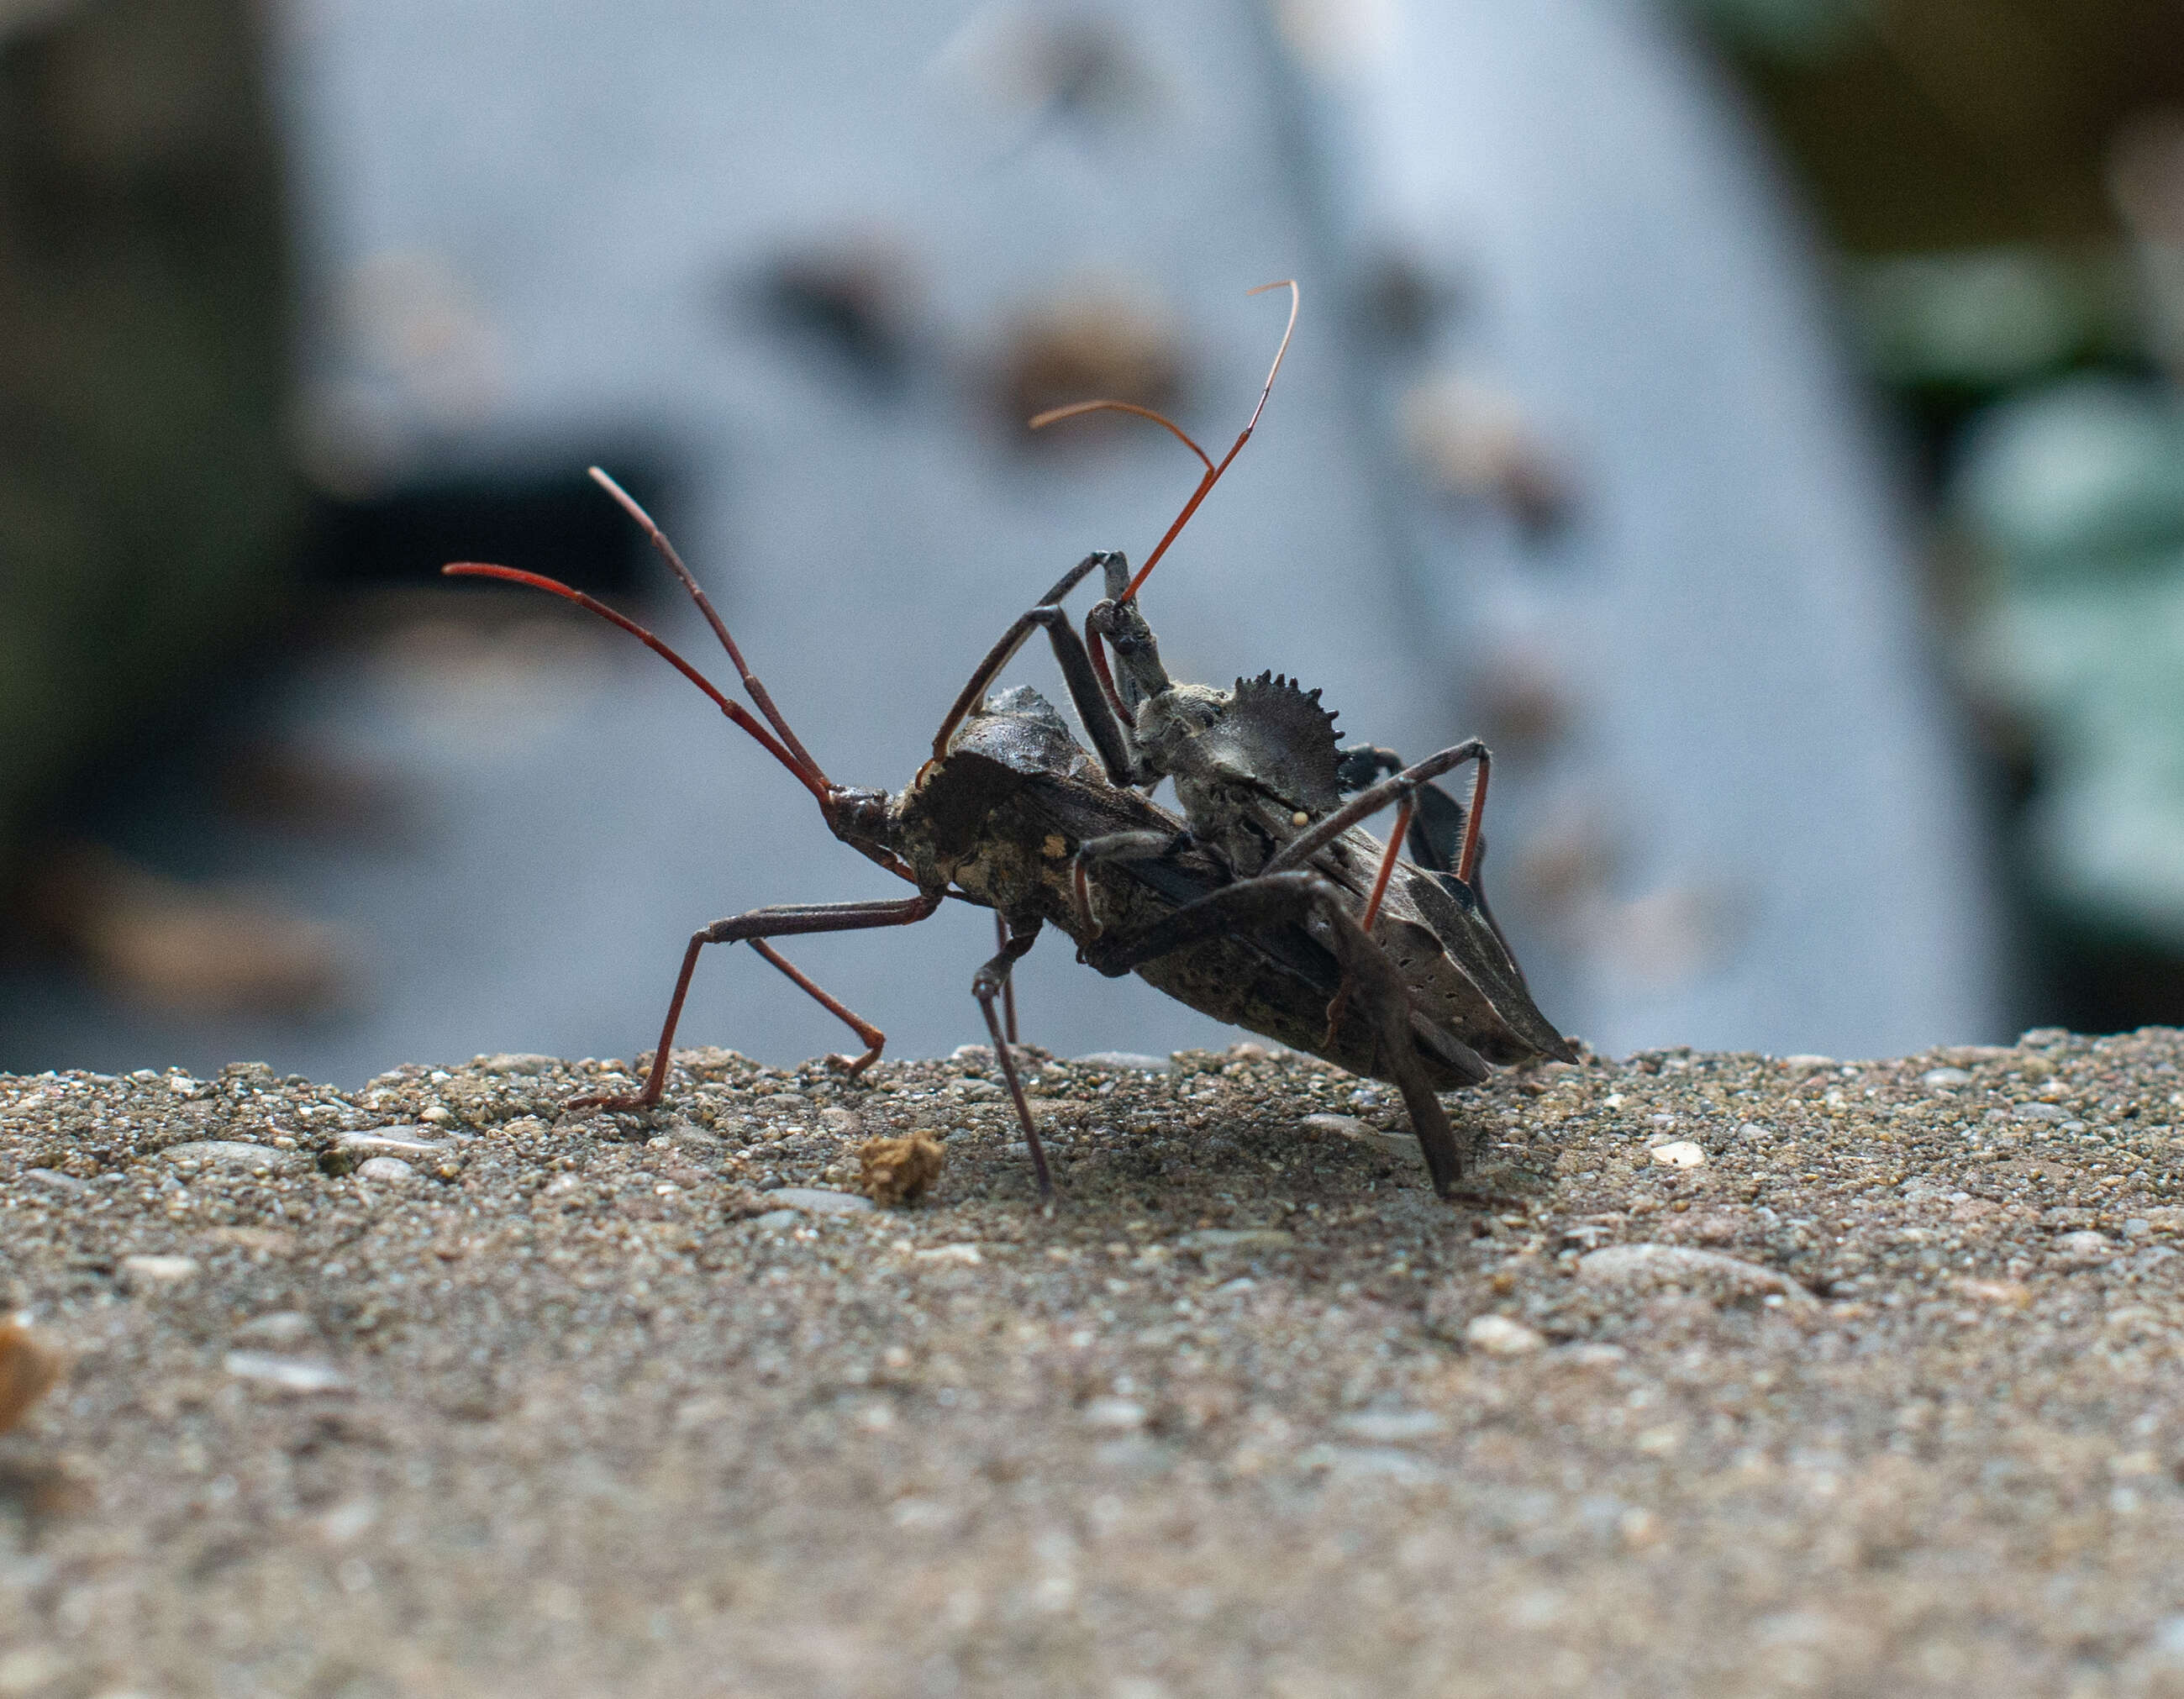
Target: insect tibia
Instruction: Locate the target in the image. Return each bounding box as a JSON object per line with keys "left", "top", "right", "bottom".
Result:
{"left": 1087, "top": 595, "right": 1173, "bottom": 713}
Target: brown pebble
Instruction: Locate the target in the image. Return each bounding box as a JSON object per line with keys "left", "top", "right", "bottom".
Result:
{"left": 858, "top": 1134, "right": 945, "bottom": 1207}
{"left": 0, "top": 1320, "right": 62, "bottom": 1433}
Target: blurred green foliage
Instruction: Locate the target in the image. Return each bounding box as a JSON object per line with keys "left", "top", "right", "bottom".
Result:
{"left": 0, "top": 0, "right": 297, "bottom": 888}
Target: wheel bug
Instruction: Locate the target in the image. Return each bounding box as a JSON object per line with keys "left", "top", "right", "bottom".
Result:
{"left": 440, "top": 287, "right": 1566, "bottom": 1201}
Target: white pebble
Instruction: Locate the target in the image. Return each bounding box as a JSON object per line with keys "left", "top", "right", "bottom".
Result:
{"left": 1074, "top": 1051, "right": 1175, "bottom": 1073}
{"left": 1649, "top": 1140, "right": 1707, "bottom": 1168}
{"left": 761, "top": 1187, "right": 876, "bottom": 1216}
{"left": 234, "top": 1311, "right": 314, "bottom": 1346}
{"left": 1465, "top": 1315, "right": 1545, "bottom": 1355}
{"left": 224, "top": 1351, "right": 348, "bottom": 1394}
{"left": 326, "top": 1129, "right": 450, "bottom": 1176}
{"left": 1921, "top": 1067, "right": 1973, "bottom": 1089}
{"left": 1578, "top": 1243, "right": 1814, "bottom": 1304}
{"left": 1081, "top": 1397, "right": 1147, "bottom": 1430}
{"left": 1176, "top": 1228, "right": 1295, "bottom": 1251}
{"left": 1300, "top": 1114, "right": 1421, "bottom": 1161}
{"left": 118, "top": 1254, "right": 199, "bottom": 1286}
{"left": 161, "top": 1140, "right": 289, "bottom": 1173}
{"left": 355, "top": 1156, "right": 418, "bottom": 1184}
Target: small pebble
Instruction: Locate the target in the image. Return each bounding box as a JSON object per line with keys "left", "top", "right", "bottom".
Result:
{"left": 478, "top": 1053, "right": 555, "bottom": 1075}
{"left": 161, "top": 1140, "right": 290, "bottom": 1173}
{"left": 1075, "top": 1052, "right": 1175, "bottom": 1073}
{"left": 1334, "top": 1409, "right": 1448, "bottom": 1442}
{"left": 2055, "top": 1230, "right": 2114, "bottom": 1261}
{"left": 1296, "top": 1444, "right": 1437, "bottom": 1485}
{"left": 323, "top": 1129, "right": 450, "bottom": 1178}
{"left": 318, "top": 1498, "right": 381, "bottom": 1544}
{"left": 1465, "top": 1315, "right": 1546, "bottom": 1354}
{"left": 355, "top": 1156, "right": 418, "bottom": 1184}
{"left": 1577, "top": 1243, "right": 1814, "bottom": 1304}
{"left": 1176, "top": 1228, "right": 1294, "bottom": 1251}
{"left": 234, "top": 1311, "right": 315, "bottom": 1346}
{"left": 1649, "top": 1141, "right": 1707, "bottom": 1168}
{"left": 2012, "top": 1103, "right": 2069, "bottom": 1123}
{"left": 2148, "top": 1615, "right": 2184, "bottom": 1664}
{"left": 21, "top": 1168, "right": 87, "bottom": 1196}
{"left": 1956, "top": 1278, "right": 2034, "bottom": 1307}
{"left": 1921, "top": 1067, "right": 1973, "bottom": 1088}
{"left": 0, "top": 1649, "right": 68, "bottom": 1695}
{"left": 1080, "top": 1397, "right": 1147, "bottom": 1430}
{"left": 0, "top": 1322, "right": 62, "bottom": 1433}
{"left": 224, "top": 1351, "right": 347, "bottom": 1394}
{"left": 1300, "top": 1114, "right": 1420, "bottom": 1161}
{"left": 760, "top": 1187, "right": 876, "bottom": 1217}
{"left": 118, "top": 1255, "right": 200, "bottom": 1286}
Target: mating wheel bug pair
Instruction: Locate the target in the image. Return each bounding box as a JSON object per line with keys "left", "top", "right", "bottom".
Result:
{"left": 445, "top": 284, "right": 1570, "bottom": 1201}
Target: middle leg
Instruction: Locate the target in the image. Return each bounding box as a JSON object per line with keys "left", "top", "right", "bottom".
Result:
{"left": 970, "top": 915, "right": 1053, "bottom": 1200}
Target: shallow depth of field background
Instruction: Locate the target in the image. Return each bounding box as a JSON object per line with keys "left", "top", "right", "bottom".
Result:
{"left": 4, "top": 0, "right": 2182, "bottom": 1085}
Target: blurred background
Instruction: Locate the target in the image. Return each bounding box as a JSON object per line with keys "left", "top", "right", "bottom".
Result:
{"left": 5, "top": 0, "right": 2179, "bottom": 1085}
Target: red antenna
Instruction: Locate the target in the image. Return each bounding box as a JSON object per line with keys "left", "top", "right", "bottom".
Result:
{"left": 584, "top": 467, "right": 830, "bottom": 786}
{"left": 440, "top": 562, "right": 834, "bottom": 809}
{"left": 1029, "top": 279, "right": 1298, "bottom": 604}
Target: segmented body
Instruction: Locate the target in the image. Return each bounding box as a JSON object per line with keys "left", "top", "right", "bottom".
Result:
{"left": 887, "top": 688, "right": 1492, "bottom": 1090}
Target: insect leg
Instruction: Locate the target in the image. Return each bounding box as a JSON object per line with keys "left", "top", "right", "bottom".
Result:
{"left": 1266, "top": 741, "right": 1490, "bottom": 880}
{"left": 1069, "top": 828, "right": 1192, "bottom": 937}
{"left": 930, "top": 552, "right": 1144, "bottom": 786}
{"left": 1319, "top": 794, "right": 1416, "bottom": 1040}
{"left": 1339, "top": 745, "right": 1469, "bottom": 875}
{"left": 567, "top": 892, "right": 942, "bottom": 1117}
{"left": 970, "top": 916, "right": 1053, "bottom": 1200}
{"left": 1083, "top": 871, "right": 1482, "bottom": 1194}
{"left": 1328, "top": 741, "right": 1529, "bottom": 988}
{"left": 993, "top": 911, "right": 1018, "bottom": 1044}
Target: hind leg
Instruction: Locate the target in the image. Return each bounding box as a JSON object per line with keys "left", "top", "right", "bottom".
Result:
{"left": 1081, "top": 871, "right": 1482, "bottom": 1194}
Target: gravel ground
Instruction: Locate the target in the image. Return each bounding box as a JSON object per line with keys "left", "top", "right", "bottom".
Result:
{"left": 4, "top": 1030, "right": 2184, "bottom": 1696}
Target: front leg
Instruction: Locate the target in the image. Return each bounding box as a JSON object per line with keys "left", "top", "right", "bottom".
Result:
{"left": 1338, "top": 744, "right": 1471, "bottom": 876}
{"left": 929, "top": 551, "right": 1149, "bottom": 786}
{"left": 1083, "top": 871, "right": 1485, "bottom": 1195}
{"left": 1069, "top": 828, "right": 1193, "bottom": 939}
{"left": 568, "top": 892, "right": 942, "bottom": 1117}
{"left": 1329, "top": 740, "right": 1528, "bottom": 987}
